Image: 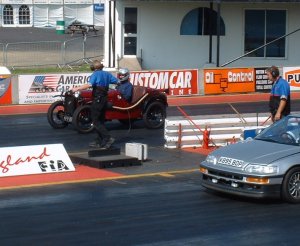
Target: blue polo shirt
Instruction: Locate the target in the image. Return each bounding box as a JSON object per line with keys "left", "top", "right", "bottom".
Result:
{"left": 269, "top": 77, "right": 291, "bottom": 116}
{"left": 89, "top": 70, "right": 118, "bottom": 88}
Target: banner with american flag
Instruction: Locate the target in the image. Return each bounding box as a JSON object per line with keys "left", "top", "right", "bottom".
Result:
{"left": 18, "top": 73, "right": 91, "bottom": 104}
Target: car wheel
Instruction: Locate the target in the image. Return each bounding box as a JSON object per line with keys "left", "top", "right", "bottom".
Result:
{"left": 143, "top": 101, "right": 166, "bottom": 129}
{"left": 47, "top": 101, "right": 68, "bottom": 129}
{"left": 72, "top": 104, "right": 94, "bottom": 134}
{"left": 282, "top": 166, "right": 300, "bottom": 203}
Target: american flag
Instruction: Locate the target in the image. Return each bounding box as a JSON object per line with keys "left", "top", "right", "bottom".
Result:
{"left": 33, "top": 75, "right": 58, "bottom": 89}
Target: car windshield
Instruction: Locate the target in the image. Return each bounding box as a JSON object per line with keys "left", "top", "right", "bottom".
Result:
{"left": 255, "top": 115, "right": 300, "bottom": 146}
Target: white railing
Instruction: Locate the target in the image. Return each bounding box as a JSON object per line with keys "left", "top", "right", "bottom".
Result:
{"left": 164, "top": 113, "right": 271, "bottom": 149}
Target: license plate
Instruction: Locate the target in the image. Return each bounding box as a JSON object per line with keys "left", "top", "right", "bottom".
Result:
{"left": 218, "top": 157, "right": 244, "bottom": 168}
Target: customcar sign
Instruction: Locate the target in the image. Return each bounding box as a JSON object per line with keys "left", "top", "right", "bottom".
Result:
{"left": 283, "top": 67, "right": 300, "bottom": 91}
{"left": 130, "top": 69, "right": 198, "bottom": 96}
{"left": 204, "top": 68, "right": 255, "bottom": 94}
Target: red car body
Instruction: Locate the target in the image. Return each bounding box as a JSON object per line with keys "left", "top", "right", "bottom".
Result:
{"left": 47, "top": 86, "right": 168, "bottom": 133}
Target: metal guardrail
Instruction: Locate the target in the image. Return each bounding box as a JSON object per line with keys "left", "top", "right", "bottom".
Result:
{"left": 0, "top": 35, "right": 104, "bottom": 68}
{"left": 164, "top": 113, "right": 271, "bottom": 149}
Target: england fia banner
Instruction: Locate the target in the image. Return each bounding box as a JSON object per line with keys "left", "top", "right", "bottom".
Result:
{"left": 0, "top": 144, "right": 75, "bottom": 177}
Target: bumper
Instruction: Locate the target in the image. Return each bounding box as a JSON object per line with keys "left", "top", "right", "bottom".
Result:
{"left": 200, "top": 168, "right": 282, "bottom": 199}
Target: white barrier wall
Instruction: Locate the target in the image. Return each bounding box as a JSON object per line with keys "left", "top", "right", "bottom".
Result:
{"left": 164, "top": 113, "right": 271, "bottom": 149}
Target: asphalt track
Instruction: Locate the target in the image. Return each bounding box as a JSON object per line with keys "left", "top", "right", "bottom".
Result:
{"left": 2, "top": 93, "right": 300, "bottom": 246}
{"left": 1, "top": 91, "right": 300, "bottom": 190}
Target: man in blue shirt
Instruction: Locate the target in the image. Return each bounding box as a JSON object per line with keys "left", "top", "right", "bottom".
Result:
{"left": 116, "top": 68, "right": 133, "bottom": 102}
{"left": 267, "top": 66, "right": 291, "bottom": 123}
{"left": 72, "top": 60, "right": 118, "bottom": 149}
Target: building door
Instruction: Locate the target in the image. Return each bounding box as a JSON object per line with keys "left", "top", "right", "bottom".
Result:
{"left": 123, "top": 7, "right": 137, "bottom": 56}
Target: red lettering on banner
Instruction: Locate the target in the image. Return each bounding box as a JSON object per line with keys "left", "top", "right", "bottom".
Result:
{"left": 130, "top": 69, "right": 198, "bottom": 95}
{"left": 0, "top": 147, "right": 50, "bottom": 173}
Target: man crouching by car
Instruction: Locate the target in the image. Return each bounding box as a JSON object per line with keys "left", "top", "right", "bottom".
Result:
{"left": 72, "top": 60, "right": 118, "bottom": 149}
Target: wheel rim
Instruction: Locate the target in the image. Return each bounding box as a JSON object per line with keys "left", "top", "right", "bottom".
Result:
{"left": 288, "top": 172, "right": 300, "bottom": 199}
{"left": 53, "top": 107, "right": 66, "bottom": 125}
{"left": 77, "top": 108, "right": 93, "bottom": 130}
{"left": 146, "top": 105, "right": 164, "bottom": 127}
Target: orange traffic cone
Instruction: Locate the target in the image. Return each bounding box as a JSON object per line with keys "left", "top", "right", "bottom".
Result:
{"left": 202, "top": 125, "right": 210, "bottom": 149}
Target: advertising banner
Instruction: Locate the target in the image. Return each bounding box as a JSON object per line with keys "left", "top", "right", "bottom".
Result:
{"left": 0, "top": 144, "right": 75, "bottom": 177}
{"left": 0, "top": 67, "right": 12, "bottom": 105}
{"left": 2, "top": 0, "right": 32, "bottom": 4}
{"left": 64, "top": 0, "right": 93, "bottom": 4}
{"left": 204, "top": 68, "right": 255, "bottom": 95}
{"left": 283, "top": 66, "right": 300, "bottom": 91}
{"left": 131, "top": 69, "right": 198, "bottom": 96}
{"left": 255, "top": 67, "right": 272, "bottom": 92}
{"left": 18, "top": 69, "right": 198, "bottom": 104}
{"left": 18, "top": 73, "right": 91, "bottom": 104}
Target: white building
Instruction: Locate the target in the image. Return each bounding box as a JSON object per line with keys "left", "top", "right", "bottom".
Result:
{"left": 0, "top": 0, "right": 105, "bottom": 28}
{"left": 104, "top": 0, "right": 300, "bottom": 70}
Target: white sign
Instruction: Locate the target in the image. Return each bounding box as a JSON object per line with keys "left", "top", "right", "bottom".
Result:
{"left": 2, "top": 0, "right": 32, "bottom": 4}
{"left": 0, "top": 144, "right": 75, "bottom": 177}
{"left": 18, "top": 73, "right": 91, "bottom": 104}
{"left": 64, "top": 0, "right": 93, "bottom": 4}
{"left": 283, "top": 66, "right": 300, "bottom": 91}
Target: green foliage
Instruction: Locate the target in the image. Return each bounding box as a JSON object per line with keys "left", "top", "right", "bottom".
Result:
{"left": 10, "top": 64, "right": 91, "bottom": 75}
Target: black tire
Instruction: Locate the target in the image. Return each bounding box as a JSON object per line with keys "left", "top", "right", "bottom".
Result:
{"left": 143, "top": 101, "right": 166, "bottom": 129}
{"left": 72, "top": 104, "right": 94, "bottom": 134}
{"left": 282, "top": 166, "right": 300, "bottom": 203}
{"left": 47, "top": 101, "right": 68, "bottom": 129}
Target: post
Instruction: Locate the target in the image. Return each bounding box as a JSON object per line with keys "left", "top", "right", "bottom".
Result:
{"left": 202, "top": 125, "right": 210, "bottom": 149}
{"left": 177, "top": 123, "right": 182, "bottom": 149}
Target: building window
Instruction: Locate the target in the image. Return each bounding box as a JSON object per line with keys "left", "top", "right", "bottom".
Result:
{"left": 180, "top": 7, "right": 225, "bottom": 35}
{"left": 124, "top": 7, "right": 137, "bottom": 55}
{"left": 19, "top": 5, "right": 30, "bottom": 25}
{"left": 245, "top": 10, "right": 286, "bottom": 57}
{"left": 3, "top": 5, "right": 14, "bottom": 25}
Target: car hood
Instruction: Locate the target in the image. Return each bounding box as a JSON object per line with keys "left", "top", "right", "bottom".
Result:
{"left": 212, "top": 139, "right": 300, "bottom": 164}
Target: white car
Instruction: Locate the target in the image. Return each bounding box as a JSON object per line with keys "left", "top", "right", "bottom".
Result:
{"left": 200, "top": 114, "right": 300, "bottom": 203}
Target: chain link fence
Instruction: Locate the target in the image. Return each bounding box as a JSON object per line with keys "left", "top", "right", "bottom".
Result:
{"left": 0, "top": 34, "right": 104, "bottom": 68}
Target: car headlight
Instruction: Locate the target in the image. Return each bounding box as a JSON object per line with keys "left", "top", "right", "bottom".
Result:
{"left": 74, "top": 91, "right": 80, "bottom": 98}
{"left": 206, "top": 155, "right": 217, "bottom": 165}
{"left": 244, "top": 164, "right": 278, "bottom": 174}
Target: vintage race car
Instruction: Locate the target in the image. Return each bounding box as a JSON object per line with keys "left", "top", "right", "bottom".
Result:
{"left": 47, "top": 85, "right": 168, "bottom": 133}
{"left": 200, "top": 114, "right": 300, "bottom": 203}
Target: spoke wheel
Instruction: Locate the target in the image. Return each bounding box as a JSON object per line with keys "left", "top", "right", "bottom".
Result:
{"left": 72, "top": 104, "right": 94, "bottom": 134}
{"left": 143, "top": 101, "right": 166, "bottom": 129}
{"left": 282, "top": 167, "right": 300, "bottom": 203}
{"left": 47, "top": 101, "right": 68, "bottom": 129}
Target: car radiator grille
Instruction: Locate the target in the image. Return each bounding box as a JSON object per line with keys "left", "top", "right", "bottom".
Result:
{"left": 208, "top": 169, "right": 244, "bottom": 181}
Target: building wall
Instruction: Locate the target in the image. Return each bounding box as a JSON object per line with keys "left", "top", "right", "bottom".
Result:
{"left": 113, "top": 1, "right": 300, "bottom": 70}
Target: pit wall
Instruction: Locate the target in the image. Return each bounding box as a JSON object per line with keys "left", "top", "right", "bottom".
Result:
{"left": 1, "top": 66, "right": 300, "bottom": 105}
